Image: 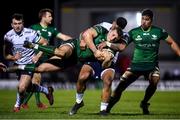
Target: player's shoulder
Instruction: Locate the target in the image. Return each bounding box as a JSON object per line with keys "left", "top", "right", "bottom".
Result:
{"left": 23, "top": 28, "right": 37, "bottom": 34}
{"left": 99, "top": 22, "right": 112, "bottom": 31}
{"left": 4, "top": 29, "right": 15, "bottom": 38}
{"left": 93, "top": 24, "right": 109, "bottom": 34}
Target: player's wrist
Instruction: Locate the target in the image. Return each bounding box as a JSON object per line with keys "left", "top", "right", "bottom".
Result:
{"left": 106, "top": 41, "right": 112, "bottom": 47}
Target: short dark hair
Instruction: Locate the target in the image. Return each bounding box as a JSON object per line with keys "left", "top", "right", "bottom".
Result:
{"left": 116, "top": 17, "right": 127, "bottom": 29}
{"left": 111, "top": 26, "right": 123, "bottom": 40}
{"left": 142, "top": 9, "right": 153, "bottom": 20}
{"left": 38, "top": 8, "right": 53, "bottom": 19}
{"left": 12, "top": 13, "right": 24, "bottom": 21}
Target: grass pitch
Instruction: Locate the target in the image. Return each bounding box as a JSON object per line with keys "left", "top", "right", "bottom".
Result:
{"left": 0, "top": 89, "right": 180, "bottom": 119}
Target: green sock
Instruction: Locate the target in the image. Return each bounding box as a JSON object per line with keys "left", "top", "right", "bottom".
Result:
{"left": 34, "top": 92, "right": 41, "bottom": 104}
{"left": 23, "top": 92, "right": 33, "bottom": 104}
{"left": 37, "top": 45, "right": 55, "bottom": 55}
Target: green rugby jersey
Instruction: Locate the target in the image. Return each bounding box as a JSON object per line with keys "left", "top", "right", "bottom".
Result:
{"left": 128, "top": 26, "right": 168, "bottom": 71}
{"left": 30, "top": 24, "right": 59, "bottom": 42}
{"left": 76, "top": 25, "right": 108, "bottom": 61}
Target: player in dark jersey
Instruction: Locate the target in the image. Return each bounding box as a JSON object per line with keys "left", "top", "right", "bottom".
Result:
{"left": 99, "top": 9, "right": 180, "bottom": 115}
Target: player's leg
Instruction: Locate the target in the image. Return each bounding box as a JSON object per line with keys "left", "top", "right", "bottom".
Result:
{"left": 21, "top": 91, "right": 32, "bottom": 109}
{"left": 22, "top": 73, "right": 48, "bottom": 109}
{"left": 24, "top": 41, "right": 73, "bottom": 59}
{"left": 7, "top": 57, "right": 64, "bottom": 73}
{"left": 106, "top": 70, "right": 139, "bottom": 113}
{"left": 69, "top": 64, "right": 93, "bottom": 115}
{"left": 33, "top": 73, "right": 48, "bottom": 109}
{"left": 26, "top": 79, "right": 54, "bottom": 106}
{"left": 13, "top": 73, "right": 32, "bottom": 112}
{"left": 6, "top": 44, "right": 74, "bottom": 73}
{"left": 13, "top": 92, "right": 21, "bottom": 112}
{"left": 99, "top": 68, "right": 115, "bottom": 115}
{"left": 140, "top": 67, "right": 160, "bottom": 115}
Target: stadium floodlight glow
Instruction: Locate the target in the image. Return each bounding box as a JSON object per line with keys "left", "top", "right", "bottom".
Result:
{"left": 136, "top": 12, "right": 142, "bottom": 26}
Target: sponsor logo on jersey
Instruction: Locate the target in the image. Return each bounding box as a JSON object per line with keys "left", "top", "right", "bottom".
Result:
{"left": 151, "top": 34, "right": 158, "bottom": 40}
{"left": 135, "top": 35, "right": 142, "bottom": 41}
{"left": 48, "top": 32, "right": 52, "bottom": 37}
{"left": 143, "top": 33, "right": 150, "bottom": 35}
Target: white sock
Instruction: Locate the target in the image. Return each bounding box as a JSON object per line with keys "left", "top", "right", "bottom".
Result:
{"left": 14, "top": 93, "right": 21, "bottom": 107}
{"left": 76, "top": 93, "right": 84, "bottom": 104}
{"left": 100, "top": 102, "right": 108, "bottom": 111}
{"left": 34, "top": 44, "right": 39, "bottom": 49}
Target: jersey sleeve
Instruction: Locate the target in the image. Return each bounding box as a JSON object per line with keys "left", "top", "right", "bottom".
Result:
{"left": 92, "top": 25, "right": 108, "bottom": 35}
{"left": 53, "top": 27, "right": 60, "bottom": 37}
{"left": 30, "top": 29, "right": 41, "bottom": 43}
{"left": 160, "top": 28, "right": 168, "bottom": 41}
{"left": 127, "top": 30, "right": 133, "bottom": 44}
{"left": 4, "top": 34, "right": 9, "bottom": 42}
{"left": 121, "top": 32, "right": 129, "bottom": 45}
{"left": 99, "top": 22, "right": 112, "bottom": 31}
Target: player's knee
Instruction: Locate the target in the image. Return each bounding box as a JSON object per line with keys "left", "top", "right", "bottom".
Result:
{"left": 18, "top": 84, "right": 26, "bottom": 93}
{"left": 103, "top": 78, "right": 112, "bottom": 88}
{"left": 78, "top": 73, "right": 89, "bottom": 83}
{"left": 150, "top": 76, "right": 160, "bottom": 86}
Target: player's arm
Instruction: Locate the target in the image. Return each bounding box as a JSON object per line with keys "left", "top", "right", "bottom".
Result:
{"left": 106, "top": 42, "right": 127, "bottom": 52}
{"left": 82, "top": 27, "right": 98, "bottom": 53}
{"left": 3, "top": 40, "right": 20, "bottom": 61}
{"left": 82, "top": 27, "right": 103, "bottom": 59}
{"left": 56, "top": 33, "right": 72, "bottom": 41}
{"left": 32, "top": 36, "right": 48, "bottom": 63}
{"left": 0, "top": 62, "right": 7, "bottom": 72}
{"left": 98, "top": 40, "right": 127, "bottom": 52}
{"left": 166, "top": 35, "right": 180, "bottom": 57}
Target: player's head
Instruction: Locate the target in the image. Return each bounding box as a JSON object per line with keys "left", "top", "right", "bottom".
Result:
{"left": 116, "top": 17, "right": 127, "bottom": 29}
{"left": 142, "top": 9, "right": 153, "bottom": 21}
{"left": 141, "top": 9, "right": 153, "bottom": 30}
{"left": 11, "top": 13, "right": 24, "bottom": 33}
{"left": 39, "top": 8, "right": 53, "bottom": 24}
{"left": 107, "top": 26, "right": 123, "bottom": 42}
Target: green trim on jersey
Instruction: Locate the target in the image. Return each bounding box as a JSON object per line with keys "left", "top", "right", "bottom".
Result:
{"left": 30, "top": 24, "right": 59, "bottom": 42}
{"left": 128, "top": 25, "right": 168, "bottom": 71}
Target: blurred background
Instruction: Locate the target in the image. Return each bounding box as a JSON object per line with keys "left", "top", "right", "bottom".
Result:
{"left": 0, "top": 0, "right": 180, "bottom": 90}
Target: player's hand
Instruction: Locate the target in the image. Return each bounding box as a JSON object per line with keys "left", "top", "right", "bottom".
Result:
{"left": 80, "top": 39, "right": 87, "bottom": 50}
{"left": 14, "top": 52, "right": 21, "bottom": 61}
{"left": 101, "top": 49, "right": 114, "bottom": 68}
{"left": 94, "top": 50, "right": 104, "bottom": 61}
{"left": 97, "top": 42, "right": 107, "bottom": 50}
{"left": 32, "top": 55, "right": 40, "bottom": 63}
{"left": 0, "top": 63, "right": 7, "bottom": 72}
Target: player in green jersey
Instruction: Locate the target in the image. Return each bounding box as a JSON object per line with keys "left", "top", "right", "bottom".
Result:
{"left": 21, "top": 8, "right": 72, "bottom": 110}
{"left": 98, "top": 9, "right": 180, "bottom": 115}
{"left": 69, "top": 17, "right": 128, "bottom": 116}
